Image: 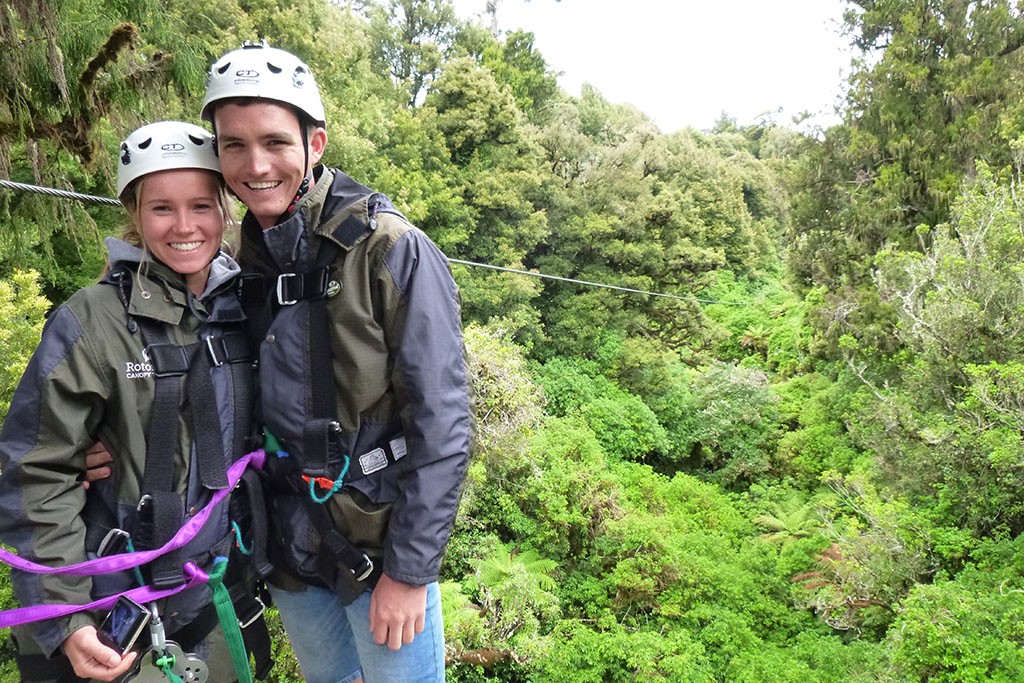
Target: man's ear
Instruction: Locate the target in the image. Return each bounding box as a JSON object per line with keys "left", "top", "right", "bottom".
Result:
{"left": 309, "top": 127, "right": 328, "bottom": 165}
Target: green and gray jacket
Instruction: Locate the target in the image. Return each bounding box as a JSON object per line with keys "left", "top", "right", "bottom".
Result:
{"left": 0, "top": 238, "right": 250, "bottom": 656}
{"left": 239, "top": 167, "right": 472, "bottom": 589}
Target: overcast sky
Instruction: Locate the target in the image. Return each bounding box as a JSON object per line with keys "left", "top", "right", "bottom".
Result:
{"left": 452, "top": 0, "right": 855, "bottom": 133}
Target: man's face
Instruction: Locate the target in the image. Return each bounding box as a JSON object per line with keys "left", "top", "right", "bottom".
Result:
{"left": 213, "top": 100, "right": 326, "bottom": 229}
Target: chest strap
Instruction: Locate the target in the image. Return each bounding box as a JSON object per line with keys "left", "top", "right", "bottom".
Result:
{"left": 239, "top": 268, "right": 331, "bottom": 308}
{"left": 137, "top": 322, "right": 252, "bottom": 588}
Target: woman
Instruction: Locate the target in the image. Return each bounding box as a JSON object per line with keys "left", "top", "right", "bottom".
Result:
{"left": 0, "top": 121, "right": 257, "bottom": 682}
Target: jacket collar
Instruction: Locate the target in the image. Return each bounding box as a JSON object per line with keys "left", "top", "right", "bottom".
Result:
{"left": 103, "top": 237, "right": 244, "bottom": 325}
{"left": 243, "top": 166, "right": 381, "bottom": 247}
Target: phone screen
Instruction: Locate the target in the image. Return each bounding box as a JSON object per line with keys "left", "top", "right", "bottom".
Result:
{"left": 97, "top": 597, "right": 150, "bottom": 655}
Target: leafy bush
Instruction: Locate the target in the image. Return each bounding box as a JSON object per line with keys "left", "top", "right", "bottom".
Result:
{"left": 888, "top": 577, "right": 1024, "bottom": 681}
{"left": 532, "top": 620, "right": 715, "bottom": 683}
{"left": 580, "top": 394, "right": 669, "bottom": 463}
{"left": 0, "top": 270, "right": 49, "bottom": 421}
{"left": 669, "top": 361, "right": 782, "bottom": 486}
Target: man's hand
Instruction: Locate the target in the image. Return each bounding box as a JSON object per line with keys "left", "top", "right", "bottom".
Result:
{"left": 83, "top": 441, "right": 113, "bottom": 489}
{"left": 63, "top": 626, "right": 137, "bottom": 681}
{"left": 368, "top": 574, "right": 426, "bottom": 651}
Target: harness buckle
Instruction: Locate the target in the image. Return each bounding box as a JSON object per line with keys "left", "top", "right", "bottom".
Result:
{"left": 276, "top": 273, "right": 299, "bottom": 306}
{"left": 97, "top": 528, "right": 131, "bottom": 557}
{"left": 353, "top": 554, "right": 375, "bottom": 583}
{"left": 237, "top": 595, "right": 266, "bottom": 629}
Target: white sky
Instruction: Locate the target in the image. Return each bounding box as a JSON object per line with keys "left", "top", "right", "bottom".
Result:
{"left": 452, "top": 0, "right": 855, "bottom": 133}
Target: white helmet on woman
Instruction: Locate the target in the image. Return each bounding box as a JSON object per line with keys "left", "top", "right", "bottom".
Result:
{"left": 201, "top": 40, "right": 326, "bottom": 126}
{"left": 116, "top": 121, "right": 219, "bottom": 202}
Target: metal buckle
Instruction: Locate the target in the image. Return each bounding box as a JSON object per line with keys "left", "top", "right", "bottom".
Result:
{"left": 353, "top": 555, "right": 375, "bottom": 583}
{"left": 238, "top": 595, "right": 266, "bottom": 629}
{"left": 276, "top": 273, "right": 299, "bottom": 306}
{"left": 97, "top": 528, "right": 131, "bottom": 557}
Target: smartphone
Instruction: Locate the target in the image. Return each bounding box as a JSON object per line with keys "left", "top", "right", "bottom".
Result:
{"left": 97, "top": 596, "right": 150, "bottom": 656}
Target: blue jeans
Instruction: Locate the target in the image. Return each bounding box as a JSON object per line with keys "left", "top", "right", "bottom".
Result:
{"left": 269, "top": 581, "right": 445, "bottom": 683}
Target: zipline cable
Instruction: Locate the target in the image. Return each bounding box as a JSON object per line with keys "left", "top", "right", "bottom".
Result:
{"left": 1, "top": 179, "right": 752, "bottom": 305}
{"left": 448, "top": 259, "right": 743, "bottom": 304}
{"left": 0, "top": 178, "right": 120, "bottom": 207}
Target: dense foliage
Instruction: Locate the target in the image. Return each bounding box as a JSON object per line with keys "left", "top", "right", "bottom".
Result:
{"left": 3, "top": 0, "right": 1024, "bottom": 680}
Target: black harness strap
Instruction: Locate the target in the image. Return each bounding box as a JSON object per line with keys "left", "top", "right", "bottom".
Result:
{"left": 137, "top": 326, "right": 190, "bottom": 588}
{"left": 186, "top": 340, "right": 229, "bottom": 491}
{"left": 236, "top": 468, "right": 274, "bottom": 579}
{"left": 300, "top": 238, "right": 382, "bottom": 598}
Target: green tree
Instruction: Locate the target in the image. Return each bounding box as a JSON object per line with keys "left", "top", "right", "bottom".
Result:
{"left": 789, "top": 0, "right": 1024, "bottom": 290}
{"left": 480, "top": 30, "right": 559, "bottom": 122}
{"left": 369, "top": 0, "right": 458, "bottom": 107}
{"left": 860, "top": 166, "right": 1024, "bottom": 536}
{"left": 886, "top": 535, "right": 1024, "bottom": 680}
{"left": 669, "top": 361, "right": 782, "bottom": 486}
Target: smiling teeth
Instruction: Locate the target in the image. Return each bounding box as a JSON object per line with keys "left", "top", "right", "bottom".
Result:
{"left": 171, "top": 242, "right": 203, "bottom": 251}
{"left": 247, "top": 181, "right": 279, "bottom": 190}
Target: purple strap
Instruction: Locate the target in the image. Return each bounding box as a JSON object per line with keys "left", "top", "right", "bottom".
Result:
{"left": 0, "top": 449, "right": 265, "bottom": 628}
{"left": 0, "top": 563, "right": 209, "bottom": 628}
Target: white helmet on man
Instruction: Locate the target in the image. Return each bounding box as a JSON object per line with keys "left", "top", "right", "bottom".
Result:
{"left": 115, "top": 121, "right": 219, "bottom": 203}
{"left": 201, "top": 40, "right": 326, "bottom": 126}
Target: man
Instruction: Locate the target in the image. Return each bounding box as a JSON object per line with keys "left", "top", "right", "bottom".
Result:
{"left": 201, "top": 41, "right": 472, "bottom": 683}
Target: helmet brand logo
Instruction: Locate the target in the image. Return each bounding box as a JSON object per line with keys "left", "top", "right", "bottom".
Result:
{"left": 236, "top": 69, "right": 259, "bottom": 78}
{"left": 161, "top": 143, "right": 185, "bottom": 152}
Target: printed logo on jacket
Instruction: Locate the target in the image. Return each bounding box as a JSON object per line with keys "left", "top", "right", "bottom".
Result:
{"left": 124, "top": 348, "right": 153, "bottom": 379}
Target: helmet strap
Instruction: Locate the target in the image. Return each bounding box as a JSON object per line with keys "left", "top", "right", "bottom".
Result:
{"left": 286, "top": 175, "right": 311, "bottom": 215}
{"left": 284, "top": 125, "right": 314, "bottom": 215}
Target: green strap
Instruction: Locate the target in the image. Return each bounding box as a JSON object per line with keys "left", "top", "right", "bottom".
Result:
{"left": 207, "top": 557, "right": 253, "bottom": 683}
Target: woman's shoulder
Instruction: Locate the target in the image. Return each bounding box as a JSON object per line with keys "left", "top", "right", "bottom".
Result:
{"left": 58, "top": 281, "right": 134, "bottom": 334}
{"left": 62, "top": 280, "right": 124, "bottom": 312}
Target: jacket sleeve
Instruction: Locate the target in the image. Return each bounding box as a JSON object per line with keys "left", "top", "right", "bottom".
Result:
{"left": 379, "top": 229, "right": 472, "bottom": 584}
{"left": 0, "top": 304, "right": 110, "bottom": 655}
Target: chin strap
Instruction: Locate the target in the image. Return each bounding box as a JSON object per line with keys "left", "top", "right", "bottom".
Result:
{"left": 284, "top": 124, "right": 314, "bottom": 216}
{"left": 285, "top": 175, "right": 311, "bottom": 215}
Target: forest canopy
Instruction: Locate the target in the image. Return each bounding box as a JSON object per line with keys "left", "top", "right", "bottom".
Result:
{"left": 3, "top": 1, "right": 1024, "bottom": 680}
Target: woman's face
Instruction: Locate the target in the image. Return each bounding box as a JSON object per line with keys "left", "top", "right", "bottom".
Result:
{"left": 136, "top": 168, "right": 224, "bottom": 294}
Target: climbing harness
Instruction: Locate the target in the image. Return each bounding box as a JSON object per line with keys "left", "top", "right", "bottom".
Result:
{"left": 240, "top": 214, "right": 400, "bottom": 603}
{"left": 111, "top": 266, "right": 271, "bottom": 678}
